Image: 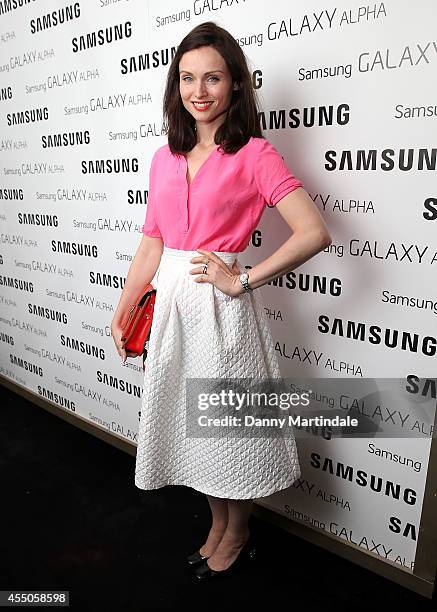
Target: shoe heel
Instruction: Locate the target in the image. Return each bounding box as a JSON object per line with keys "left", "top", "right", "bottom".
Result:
{"left": 186, "top": 549, "right": 209, "bottom": 567}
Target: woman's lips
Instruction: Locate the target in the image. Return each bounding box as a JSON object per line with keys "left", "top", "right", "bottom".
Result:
{"left": 192, "top": 101, "right": 213, "bottom": 111}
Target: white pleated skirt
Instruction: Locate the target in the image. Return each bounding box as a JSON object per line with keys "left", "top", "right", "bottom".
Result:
{"left": 134, "top": 246, "right": 301, "bottom": 499}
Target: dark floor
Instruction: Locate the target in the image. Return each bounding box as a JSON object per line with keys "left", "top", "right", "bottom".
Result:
{"left": 0, "top": 383, "right": 435, "bottom": 611}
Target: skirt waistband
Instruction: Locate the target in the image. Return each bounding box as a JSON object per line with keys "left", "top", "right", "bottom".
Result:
{"left": 161, "top": 246, "right": 240, "bottom": 266}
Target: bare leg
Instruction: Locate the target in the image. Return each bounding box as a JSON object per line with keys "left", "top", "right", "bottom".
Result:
{"left": 198, "top": 495, "right": 229, "bottom": 557}
{"left": 206, "top": 498, "right": 254, "bottom": 571}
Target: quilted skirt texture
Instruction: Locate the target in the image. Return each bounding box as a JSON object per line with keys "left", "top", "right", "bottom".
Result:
{"left": 134, "top": 246, "right": 301, "bottom": 499}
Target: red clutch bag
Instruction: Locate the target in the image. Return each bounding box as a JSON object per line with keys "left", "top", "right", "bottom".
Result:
{"left": 121, "top": 283, "right": 157, "bottom": 371}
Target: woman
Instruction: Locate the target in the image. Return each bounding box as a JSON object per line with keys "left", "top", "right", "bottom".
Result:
{"left": 111, "top": 21, "right": 331, "bottom": 580}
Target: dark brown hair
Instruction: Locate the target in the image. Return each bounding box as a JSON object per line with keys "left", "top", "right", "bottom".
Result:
{"left": 163, "top": 21, "right": 263, "bottom": 155}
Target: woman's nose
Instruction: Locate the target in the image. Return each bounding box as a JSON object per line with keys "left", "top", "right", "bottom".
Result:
{"left": 194, "top": 83, "right": 208, "bottom": 98}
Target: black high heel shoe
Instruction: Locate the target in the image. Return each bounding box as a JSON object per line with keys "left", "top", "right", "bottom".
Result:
{"left": 186, "top": 549, "right": 210, "bottom": 568}
{"left": 193, "top": 536, "right": 256, "bottom": 580}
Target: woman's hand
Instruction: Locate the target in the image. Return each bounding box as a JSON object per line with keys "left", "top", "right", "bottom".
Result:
{"left": 111, "top": 320, "right": 129, "bottom": 363}
{"left": 189, "top": 248, "right": 243, "bottom": 297}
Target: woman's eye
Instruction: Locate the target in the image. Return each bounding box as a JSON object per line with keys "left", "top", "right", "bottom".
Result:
{"left": 182, "top": 76, "right": 219, "bottom": 82}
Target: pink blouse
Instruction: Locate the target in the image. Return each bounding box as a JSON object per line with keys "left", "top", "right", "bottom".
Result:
{"left": 141, "top": 136, "right": 303, "bottom": 252}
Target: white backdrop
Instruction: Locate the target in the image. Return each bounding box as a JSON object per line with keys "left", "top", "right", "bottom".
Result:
{"left": 0, "top": 0, "right": 435, "bottom": 576}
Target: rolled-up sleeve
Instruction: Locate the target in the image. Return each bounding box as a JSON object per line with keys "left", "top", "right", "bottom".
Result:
{"left": 141, "top": 150, "right": 162, "bottom": 238}
{"left": 254, "top": 138, "right": 303, "bottom": 206}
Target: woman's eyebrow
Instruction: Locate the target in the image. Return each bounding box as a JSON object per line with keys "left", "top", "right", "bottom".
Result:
{"left": 179, "top": 70, "right": 224, "bottom": 75}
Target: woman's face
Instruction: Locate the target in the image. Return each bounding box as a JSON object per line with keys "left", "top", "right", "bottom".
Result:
{"left": 179, "top": 46, "right": 234, "bottom": 130}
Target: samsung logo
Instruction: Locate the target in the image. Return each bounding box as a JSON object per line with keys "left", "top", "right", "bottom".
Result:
{"left": 18, "top": 213, "right": 58, "bottom": 226}
{"left": 42, "top": 130, "right": 91, "bottom": 148}
{"left": 7, "top": 107, "right": 49, "bottom": 126}
{"left": 81, "top": 158, "right": 139, "bottom": 174}
{"left": 310, "top": 452, "right": 416, "bottom": 505}
{"left": 9, "top": 353, "right": 43, "bottom": 376}
{"left": 121, "top": 46, "right": 177, "bottom": 74}
{"left": 325, "top": 147, "right": 437, "bottom": 171}
{"left": 89, "top": 270, "right": 124, "bottom": 289}
{"left": 0, "top": 275, "right": 34, "bottom": 291}
{"left": 28, "top": 303, "right": 68, "bottom": 324}
{"left": 51, "top": 241, "right": 98, "bottom": 257}
{"left": 60, "top": 334, "right": 105, "bottom": 360}
{"left": 72, "top": 21, "right": 132, "bottom": 53}
{"left": 0, "top": 188, "right": 24, "bottom": 201}
{"left": 38, "top": 385, "right": 76, "bottom": 412}
{"left": 318, "top": 315, "right": 437, "bottom": 357}
{"left": 0, "top": 0, "right": 35, "bottom": 17}
{"left": 30, "top": 3, "right": 81, "bottom": 34}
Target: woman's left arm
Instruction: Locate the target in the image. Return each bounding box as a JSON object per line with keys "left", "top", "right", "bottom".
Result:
{"left": 232, "top": 186, "right": 332, "bottom": 294}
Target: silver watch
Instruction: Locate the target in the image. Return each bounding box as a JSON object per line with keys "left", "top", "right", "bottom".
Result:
{"left": 239, "top": 272, "right": 253, "bottom": 293}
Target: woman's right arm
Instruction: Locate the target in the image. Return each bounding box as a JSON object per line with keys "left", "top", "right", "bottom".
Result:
{"left": 111, "top": 234, "right": 164, "bottom": 362}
